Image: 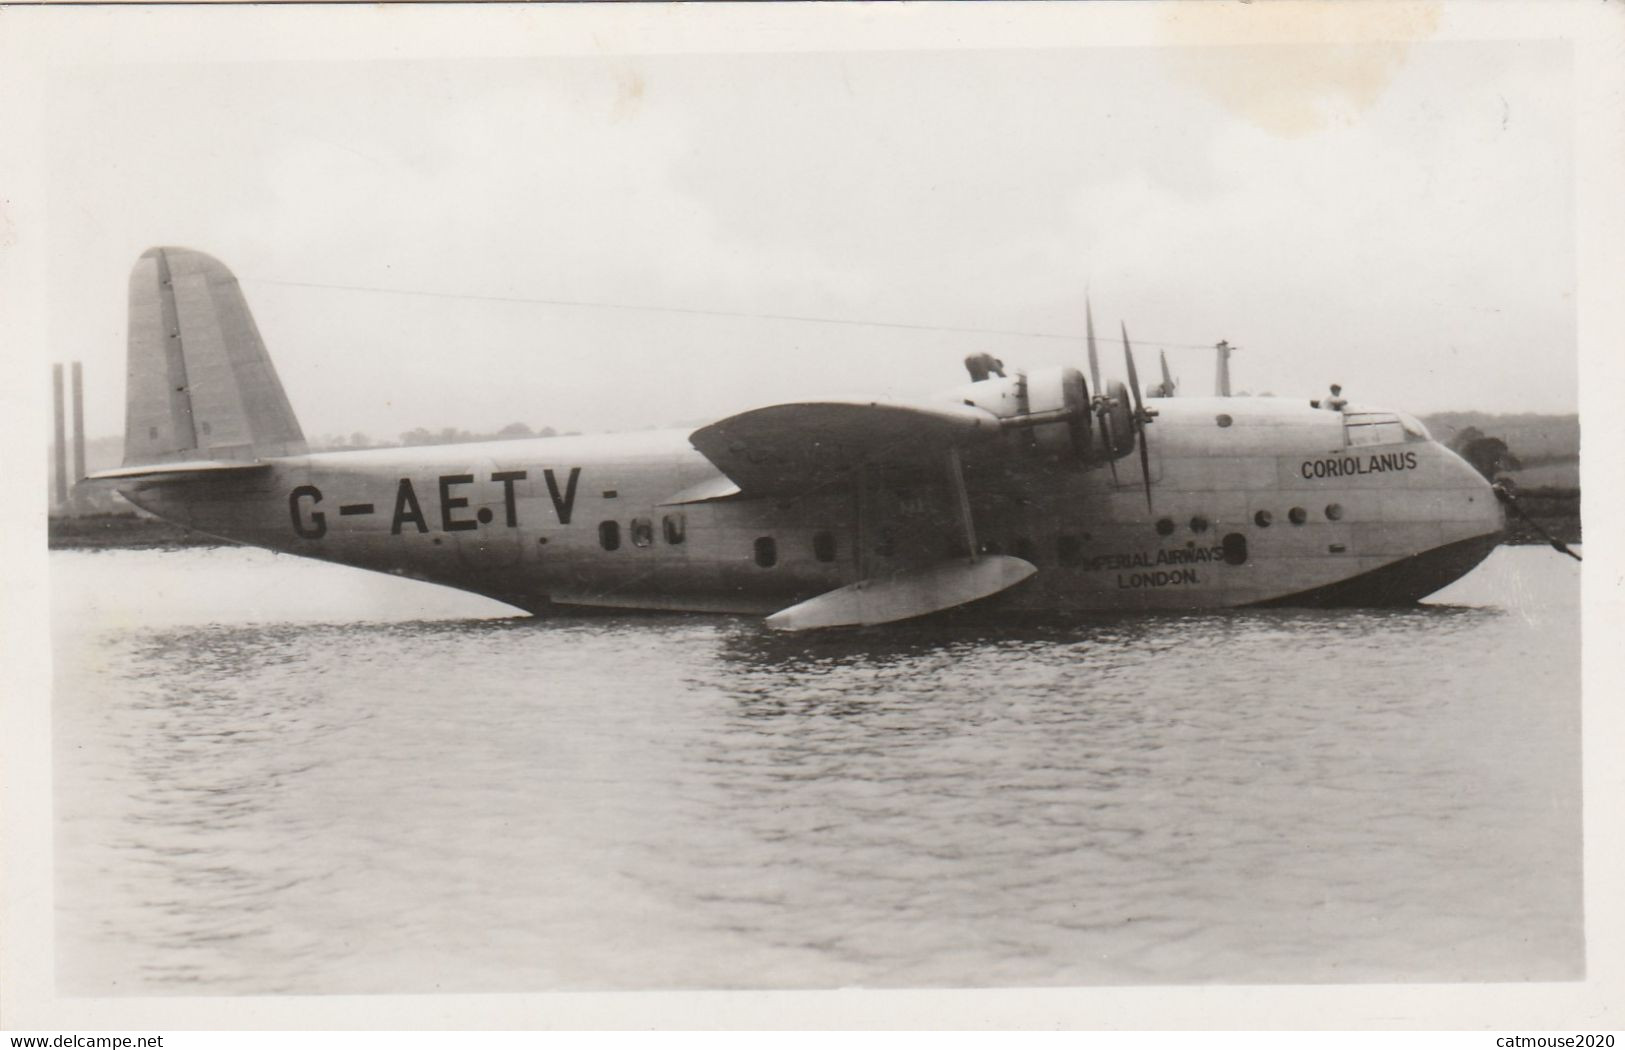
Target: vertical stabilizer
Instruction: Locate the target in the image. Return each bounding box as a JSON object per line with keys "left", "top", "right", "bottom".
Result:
{"left": 124, "top": 247, "right": 306, "bottom": 466}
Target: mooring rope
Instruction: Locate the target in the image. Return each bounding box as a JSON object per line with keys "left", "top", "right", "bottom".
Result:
{"left": 1494, "top": 483, "right": 1581, "bottom": 562}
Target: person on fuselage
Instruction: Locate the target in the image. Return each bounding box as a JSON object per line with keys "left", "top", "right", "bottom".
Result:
{"left": 1323, "top": 383, "right": 1348, "bottom": 411}
{"left": 964, "top": 353, "right": 1007, "bottom": 382}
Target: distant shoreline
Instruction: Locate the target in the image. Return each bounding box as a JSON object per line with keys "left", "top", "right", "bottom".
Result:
{"left": 1499, "top": 487, "right": 1581, "bottom": 546}
{"left": 49, "top": 495, "right": 1581, "bottom": 552}
{"left": 48, "top": 514, "right": 236, "bottom": 551}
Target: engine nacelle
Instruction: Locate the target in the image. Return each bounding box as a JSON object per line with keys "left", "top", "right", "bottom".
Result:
{"left": 945, "top": 365, "right": 1097, "bottom": 464}
{"left": 1024, "top": 365, "right": 1091, "bottom": 461}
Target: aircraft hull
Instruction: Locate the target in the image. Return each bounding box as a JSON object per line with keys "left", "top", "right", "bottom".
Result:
{"left": 118, "top": 400, "right": 1505, "bottom": 619}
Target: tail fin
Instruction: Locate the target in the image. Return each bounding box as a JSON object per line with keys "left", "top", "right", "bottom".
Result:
{"left": 123, "top": 247, "right": 306, "bottom": 466}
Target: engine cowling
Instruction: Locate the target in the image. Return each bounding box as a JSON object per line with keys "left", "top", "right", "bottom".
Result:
{"left": 1024, "top": 365, "right": 1091, "bottom": 461}
{"left": 942, "top": 364, "right": 1104, "bottom": 465}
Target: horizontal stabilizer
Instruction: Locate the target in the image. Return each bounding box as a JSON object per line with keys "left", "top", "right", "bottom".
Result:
{"left": 691, "top": 399, "right": 1000, "bottom": 497}
{"left": 87, "top": 459, "right": 273, "bottom": 482}
{"left": 765, "top": 554, "right": 1036, "bottom": 631}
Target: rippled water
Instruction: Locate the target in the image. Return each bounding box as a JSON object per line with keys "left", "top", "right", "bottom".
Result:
{"left": 51, "top": 545, "right": 1582, "bottom": 994}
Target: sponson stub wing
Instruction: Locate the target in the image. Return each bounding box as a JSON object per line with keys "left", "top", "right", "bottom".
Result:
{"left": 685, "top": 398, "right": 1002, "bottom": 500}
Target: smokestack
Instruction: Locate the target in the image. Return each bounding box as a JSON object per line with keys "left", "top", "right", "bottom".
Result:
{"left": 52, "top": 363, "right": 69, "bottom": 510}
{"left": 1215, "top": 340, "right": 1233, "bottom": 398}
{"left": 72, "top": 361, "right": 87, "bottom": 488}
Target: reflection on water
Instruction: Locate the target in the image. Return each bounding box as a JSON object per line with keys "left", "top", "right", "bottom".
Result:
{"left": 52, "top": 546, "right": 1582, "bottom": 993}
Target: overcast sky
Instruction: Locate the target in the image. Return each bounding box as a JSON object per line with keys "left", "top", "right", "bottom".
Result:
{"left": 43, "top": 16, "right": 1576, "bottom": 444}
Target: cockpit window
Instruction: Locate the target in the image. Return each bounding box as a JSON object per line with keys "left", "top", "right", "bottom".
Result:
{"left": 1344, "top": 412, "right": 1407, "bottom": 448}
{"left": 1344, "top": 411, "right": 1432, "bottom": 447}
{"left": 1397, "top": 412, "right": 1431, "bottom": 442}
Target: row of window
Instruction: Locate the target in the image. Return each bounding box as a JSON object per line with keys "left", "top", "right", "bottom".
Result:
{"left": 596, "top": 514, "right": 841, "bottom": 568}
{"left": 598, "top": 513, "right": 687, "bottom": 551}
{"left": 1254, "top": 503, "right": 1343, "bottom": 527}
{"left": 1151, "top": 503, "right": 1344, "bottom": 536}
{"left": 590, "top": 503, "right": 1348, "bottom": 566}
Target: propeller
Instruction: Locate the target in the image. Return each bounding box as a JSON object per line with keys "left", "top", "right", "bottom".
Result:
{"left": 1085, "top": 298, "right": 1103, "bottom": 396}
{"left": 1159, "top": 350, "right": 1176, "bottom": 397}
{"left": 1084, "top": 300, "right": 1147, "bottom": 486}
{"left": 1085, "top": 296, "right": 1120, "bottom": 483}
{"left": 1122, "top": 323, "right": 1156, "bottom": 513}
{"left": 1098, "top": 402, "right": 1121, "bottom": 487}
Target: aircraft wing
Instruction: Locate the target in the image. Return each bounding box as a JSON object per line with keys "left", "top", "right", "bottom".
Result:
{"left": 86, "top": 459, "right": 273, "bottom": 482}
{"left": 687, "top": 399, "right": 1001, "bottom": 497}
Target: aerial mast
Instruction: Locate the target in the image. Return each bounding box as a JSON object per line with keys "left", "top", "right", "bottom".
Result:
{"left": 1214, "top": 340, "right": 1233, "bottom": 397}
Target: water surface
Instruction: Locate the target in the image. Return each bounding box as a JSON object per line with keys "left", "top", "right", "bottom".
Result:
{"left": 51, "top": 545, "right": 1583, "bottom": 993}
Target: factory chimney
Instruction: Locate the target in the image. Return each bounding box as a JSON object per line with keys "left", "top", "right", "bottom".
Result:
{"left": 71, "top": 361, "right": 87, "bottom": 510}
{"left": 52, "top": 363, "right": 69, "bottom": 511}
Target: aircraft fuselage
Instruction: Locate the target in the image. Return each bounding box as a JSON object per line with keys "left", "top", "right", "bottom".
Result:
{"left": 122, "top": 396, "right": 1504, "bottom": 617}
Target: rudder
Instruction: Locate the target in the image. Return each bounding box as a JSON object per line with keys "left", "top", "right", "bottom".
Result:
{"left": 124, "top": 247, "right": 306, "bottom": 466}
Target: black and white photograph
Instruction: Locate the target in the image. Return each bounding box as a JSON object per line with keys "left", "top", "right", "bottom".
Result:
{"left": 4, "top": 0, "right": 1621, "bottom": 1033}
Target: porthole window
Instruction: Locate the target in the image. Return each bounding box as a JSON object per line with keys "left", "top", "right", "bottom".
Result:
{"left": 630, "top": 517, "right": 654, "bottom": 548}
{"left": 1056, "top": 534, "right": 1083, "bottom": 566}
{"left": 1222, "top": 532, "right": 1249, "bottom": 565}
{"left": 662, "top": 513, "right": 686, "bottom": 545}
{"left": 813, "top": 531, "right": 837, "bottom": 563}
{"left": 754, "top": 536, "right": 777, "bottom": 568}
{"left": 1215, "top": 414, "right": 1233, "bottom": 428}
{"left": 1288, "top": 507, "right": 1308, "bottom": 525}
{"left": 1325, "top": 503, "right": 1344, "bottom": 521}
{"left": 598, "top": 520, "right": 620, "bottom": 551}
{"left": 1254, "top": 510, "right": 1272, "bottom": 527}
{"left": 1155, "top": 518, "right": 1176, "bottom": 537}
{"left": 1190, "top": 515, "right": 1210, "bottom": 533}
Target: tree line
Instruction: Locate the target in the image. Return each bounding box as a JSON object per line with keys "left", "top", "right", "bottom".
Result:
{"left": 310, "top": 422, "right": 578, "bottom": 451}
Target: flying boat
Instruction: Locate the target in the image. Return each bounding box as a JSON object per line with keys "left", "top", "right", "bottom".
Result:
{"left": 90, "top": 247, "right": 1506, "bottom": 630}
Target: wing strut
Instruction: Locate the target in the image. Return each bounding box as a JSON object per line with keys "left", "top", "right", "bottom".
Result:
{"left": 945, "top": 447, "right": 978, "bottom": 561}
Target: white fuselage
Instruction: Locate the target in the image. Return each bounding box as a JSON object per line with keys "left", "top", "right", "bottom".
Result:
{"left": 123, "top": 396, "right": 1504, "bottom": 617}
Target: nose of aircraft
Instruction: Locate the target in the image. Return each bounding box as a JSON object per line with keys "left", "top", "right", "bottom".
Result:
{"left": 1436, "top": 439, "right": 1507, "bottom": 540}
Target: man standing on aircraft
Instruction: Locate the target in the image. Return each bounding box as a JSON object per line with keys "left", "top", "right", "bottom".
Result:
{"left": 1323, "top": 384, "right": 1348, "bottom": 411}
{"left": 964, "top": 353, "right": 1007, "bottom": 382}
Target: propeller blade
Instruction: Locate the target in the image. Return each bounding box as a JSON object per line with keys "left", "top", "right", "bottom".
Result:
{"left": 1122, "top": 324, "right": 1154, "bottom": 512}
{"left": 1124, "top": 326, "right": 1150, "bottom": 409}
{"left": 1085, "top": 298, "right": 1102, "bottom": 395}
{"left": 1099, "top": 407, "right": 1121, "bottom": 486}
{"left": 1159, "top": 350, "right": 1175, "bottom": 396}
{"left": 1135, "top": 425, "right": 1154, "bottom": 512}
